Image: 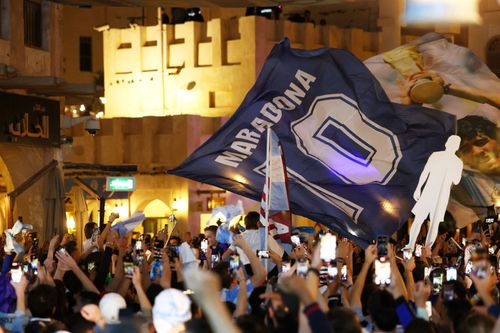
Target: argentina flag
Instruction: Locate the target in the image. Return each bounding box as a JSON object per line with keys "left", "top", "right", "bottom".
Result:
{"left": 169, "top": 38, "right": 455, "bottom": 247}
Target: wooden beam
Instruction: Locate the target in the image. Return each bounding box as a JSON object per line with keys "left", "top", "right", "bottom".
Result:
{"left": 8, "top": 160, "right": 58, "bottom": 199}
{"left": 73, "top": 177, "right": 100, "bottom": 201}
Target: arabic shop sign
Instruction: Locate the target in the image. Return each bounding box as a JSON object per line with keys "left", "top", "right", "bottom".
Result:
{"left": 106, "top": 177, "right": 136, "bottom": 192}
{"left": 1, "top": 91, "right": 60, "bottom": 147}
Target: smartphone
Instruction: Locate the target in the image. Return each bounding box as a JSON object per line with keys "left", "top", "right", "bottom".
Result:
{"left": 58, "top": 247, "right": 67, "bottom": 255}
{"left": 282, "top": 261, "right": 291, "bottom": 273}
{"left": 328, "top": 265, "right": 338, "bottom": 279}
{"left": 415, "top": 244, "right": 423, "bottom": 258}
{"left": 92, "top": 228, "right": 99, "bottom": 242}
{"left": 124, "top": 261, "right": 134, "bottom": 278}
{"left": 443, "top": 284, "right": 454, "bottom": 301}
{"left": 320, "top": 233, "right": 336, "bottom": 262}
{"left": 291, "top": 235, "right": 301, "bottom": 248}
{"left": 135, "top": 240, "right": 143, "bottom": 251}
{"left": 10, "top": 263, "right": 22, "bottom": 283}
{"left": 425, "top": 301, "right": 432, "bottom": 318}
{"left": 150, "top": 260, "right": 163, "bottom": 281}
{"left": 489, "top": 246, "right": 497, "bottom": 255}
{"left": 473, "top": 261, "right": 489, "bottom": 279}
{"left": 341, "top": 264, "right": 348, "bottom": 282}
{"left": 88, "top": 261, "right": 96, "bottom": 272}
{"left": 423, "top": 268, "right": 431, "bottom": 281}
{"left": 168, "top": 246, "right": 179, "bottom": 260}
{"left": 296, "top": 258, "right": 309, "bottom": 277}
{"left": 230, "top": 255, "right": 240, "bottom": 271}
{"left": 257, "top": 250, "right": 270, "bottom": 259}
{"left": 377, "top": 236, "right": 389, "bottom": 259}
{"left": 446, "top": 266, "right": 457, "bottom": 281}
{"left": 210, "top": 254, "right": 220, "bottom": 268}
{"left": 30, "top": 258, "right": 39, "bottom": 275}
{"left": 465, "top": 261, "right": 473, "bottom": 275}
{"left": 403, "top": 248, "right": 412, "bottom": 261}
{"left": 374, "top": 259, "right": 391, "bottom": 285}
{"left": 200, "top": 239, "right": 208, "bottom": 253}
{"left": 432, "top": 272, "right": 444, "bottom": 294}
{"left": 154, "top": 239, "right": 164, "bottom": 249}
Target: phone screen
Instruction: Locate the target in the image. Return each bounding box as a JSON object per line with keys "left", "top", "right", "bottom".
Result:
{"left": 149, "top": 260, "right": 163, "bottom": 281}
{"left": 415, "top": 244, "right": 423, "bottom": 257}
{"left": 88, "top": 262, "right": 96, "bottom": 272}
{"left": 446, "top": 267, "right": 457, "bottom": 281}
{"left": 374, "top": 259, "right": 391, "bottom": 285}
{"left": 200, "top": 239, "right": 208, "bottom": 253}
{"left": 282, "top": 261, "right": 291, "bottom": 273}
{"left": 377, "top": 236, "right": 389, "bottom": 258}
{"left": 11, "top": 263, "right": 22, "bottom": 283}
{"left": 425, "top": 301, "right": 432, "bottom": 318}
{"left": 465, "top": 261, "right": 473, "bottom": 275}
{"left": 296, "top": 259, "right": 308, "bottom": 277}
{"left": 432, "top": 274, "right": 443, "bottom": 294}
{"left": 135, "top": 241, "right": 143, "bottom": 251}
{"left": 230, "top": 255, "right": 240, "bottom": 271}
{"left": 124, "top": 262, "right": 134, "bottom": 278}
{"left": 256, "top": 250, "right": 270, "bottom": 259}
{"left": 443, "top": 284, "right": 454, "bottom": 301}
{"left": 291, "top": 235, "right": 300, "bottom": 247}
{"left": 403, "top": 248, "right": 412, "bottom": 261}
{"left": 320, "top": 233, "right": 336, "bottom": 262}
{"left": 341, "top": 264, "right": 348, "bottom": 281}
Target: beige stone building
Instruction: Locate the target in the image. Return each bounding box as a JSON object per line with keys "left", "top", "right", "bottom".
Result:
{"left": 0, "top": 0, "right": 65, "bottom": 238}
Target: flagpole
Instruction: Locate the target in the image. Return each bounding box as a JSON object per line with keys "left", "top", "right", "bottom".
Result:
{"left": 264, "top": 126, "right": 271, "bottom": 270}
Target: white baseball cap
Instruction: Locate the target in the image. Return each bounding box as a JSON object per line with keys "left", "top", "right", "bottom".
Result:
{"left": 99, "top": 293, "right": 127, "bottom": 324}
{"left": 153, "top": 289, "right": 192, "bottom": 333}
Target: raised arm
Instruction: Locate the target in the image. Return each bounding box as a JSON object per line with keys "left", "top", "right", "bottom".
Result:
{"left": 349, "top": 244, "right": 376, "bottom": 308}
{"left": 56, "top": 251, "right": 100, "bottom": 294}
{"left": 184, "top": 268, "right": 242, "bottom": 333}
{"left": 132, "top": 266, "right": 152, "bottom": 315}
{"left": 232, "top": 235, "right": 266, "bottom": 287}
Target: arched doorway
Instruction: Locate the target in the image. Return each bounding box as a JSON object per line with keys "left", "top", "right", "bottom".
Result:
{"left": 0, "top": 154, "right": 14, "bottom": 232}
{"left": 486, "top": 36, "right": 500, "bottom": 78}
{"left": 140, "top": 199, "right": 172, "bottom": 236}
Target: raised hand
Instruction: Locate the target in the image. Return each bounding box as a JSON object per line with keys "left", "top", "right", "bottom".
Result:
{"left": 413, "top": 281, "right": 431, "bottom": 309}
{"left": 364, "top": 244, "right": 377, "bottom": 265}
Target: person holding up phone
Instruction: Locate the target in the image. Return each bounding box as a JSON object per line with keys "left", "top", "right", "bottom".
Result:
{"left": 213, "top": 235, "right": 267, "bottom": 306}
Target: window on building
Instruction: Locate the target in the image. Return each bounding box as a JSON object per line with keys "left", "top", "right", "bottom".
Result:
{"left": 0, "top": 0, "right": 10, "bottom": 40}
{"left": 79, "top": 36, "right": 92, "bottom": 72}
{"left": 24, "top": 0, "right": 42, "bottom": 48}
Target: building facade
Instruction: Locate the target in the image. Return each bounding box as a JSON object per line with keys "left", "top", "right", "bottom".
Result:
{"left": 62, "top": 1, "right": 500, "bottom": 238}
{"left": 0, "top": 0, "right": 65, "bottom": 237}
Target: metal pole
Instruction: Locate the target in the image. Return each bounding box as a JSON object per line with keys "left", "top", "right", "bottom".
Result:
{"left": 264, "top": 127, "right": 271, "bottom": 270}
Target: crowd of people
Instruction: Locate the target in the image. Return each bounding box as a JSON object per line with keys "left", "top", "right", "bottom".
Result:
{"left": 0, "top": 211, "right": 499, "bottom": 333}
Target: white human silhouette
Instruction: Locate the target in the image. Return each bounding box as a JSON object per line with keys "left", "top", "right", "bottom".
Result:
{"left": 406, "top": 135, "right": 463, "bottom": 251}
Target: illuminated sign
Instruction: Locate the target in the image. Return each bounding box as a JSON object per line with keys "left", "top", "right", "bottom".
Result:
{"left": 1, "top": 91, "right": 60, "bottom": 146}
{"left": 106, "top": 177, "right": 136, "bottom": 191}
{"left": 405, "top": 0, "right": 481, "bottom": 24}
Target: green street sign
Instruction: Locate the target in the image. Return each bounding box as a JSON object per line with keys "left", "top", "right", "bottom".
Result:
{"left": 106, "top": 177, "right": 136, "bottom": 191}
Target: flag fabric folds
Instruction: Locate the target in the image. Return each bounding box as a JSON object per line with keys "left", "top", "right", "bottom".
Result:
{"left": 259, "top": 128, "right": 292, "bottom": 244}
{"left": 169, "top": 38, "right": 455, "bottom": 247}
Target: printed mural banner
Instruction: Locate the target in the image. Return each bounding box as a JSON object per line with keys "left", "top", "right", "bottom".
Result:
{"left": 364, "top": 33, "right": 500, "bottom": 227}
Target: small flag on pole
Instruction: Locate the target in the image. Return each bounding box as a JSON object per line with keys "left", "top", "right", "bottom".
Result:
{"left": 259, "top": 128, "right": 292, "bottom": 244}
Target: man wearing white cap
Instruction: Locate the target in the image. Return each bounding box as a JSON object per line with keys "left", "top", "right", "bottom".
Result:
{"left": 153, "top": 289, "right": 192, "bottom": 333}
{"left": 98, "top": 293, "right": 127, "bottom": 324}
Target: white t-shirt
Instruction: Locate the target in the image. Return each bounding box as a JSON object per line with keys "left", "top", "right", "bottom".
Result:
{"left": 231, "top": 229, "right": 261, "bottom": 265}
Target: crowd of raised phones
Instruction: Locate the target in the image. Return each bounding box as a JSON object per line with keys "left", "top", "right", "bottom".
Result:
{"left": 0, "top": 211, "right": 499, "bottom": 333}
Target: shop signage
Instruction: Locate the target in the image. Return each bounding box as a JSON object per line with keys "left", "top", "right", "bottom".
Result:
{"left": 0, "top": 91, "right": 60, "bottom": 146}
{"left": 106, "top": 177, "right": 136, "bottom": 191}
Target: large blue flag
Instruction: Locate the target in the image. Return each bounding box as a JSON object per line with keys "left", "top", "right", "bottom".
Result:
{"left": 169, "top": 39, "right": 455, "bottom": 247}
